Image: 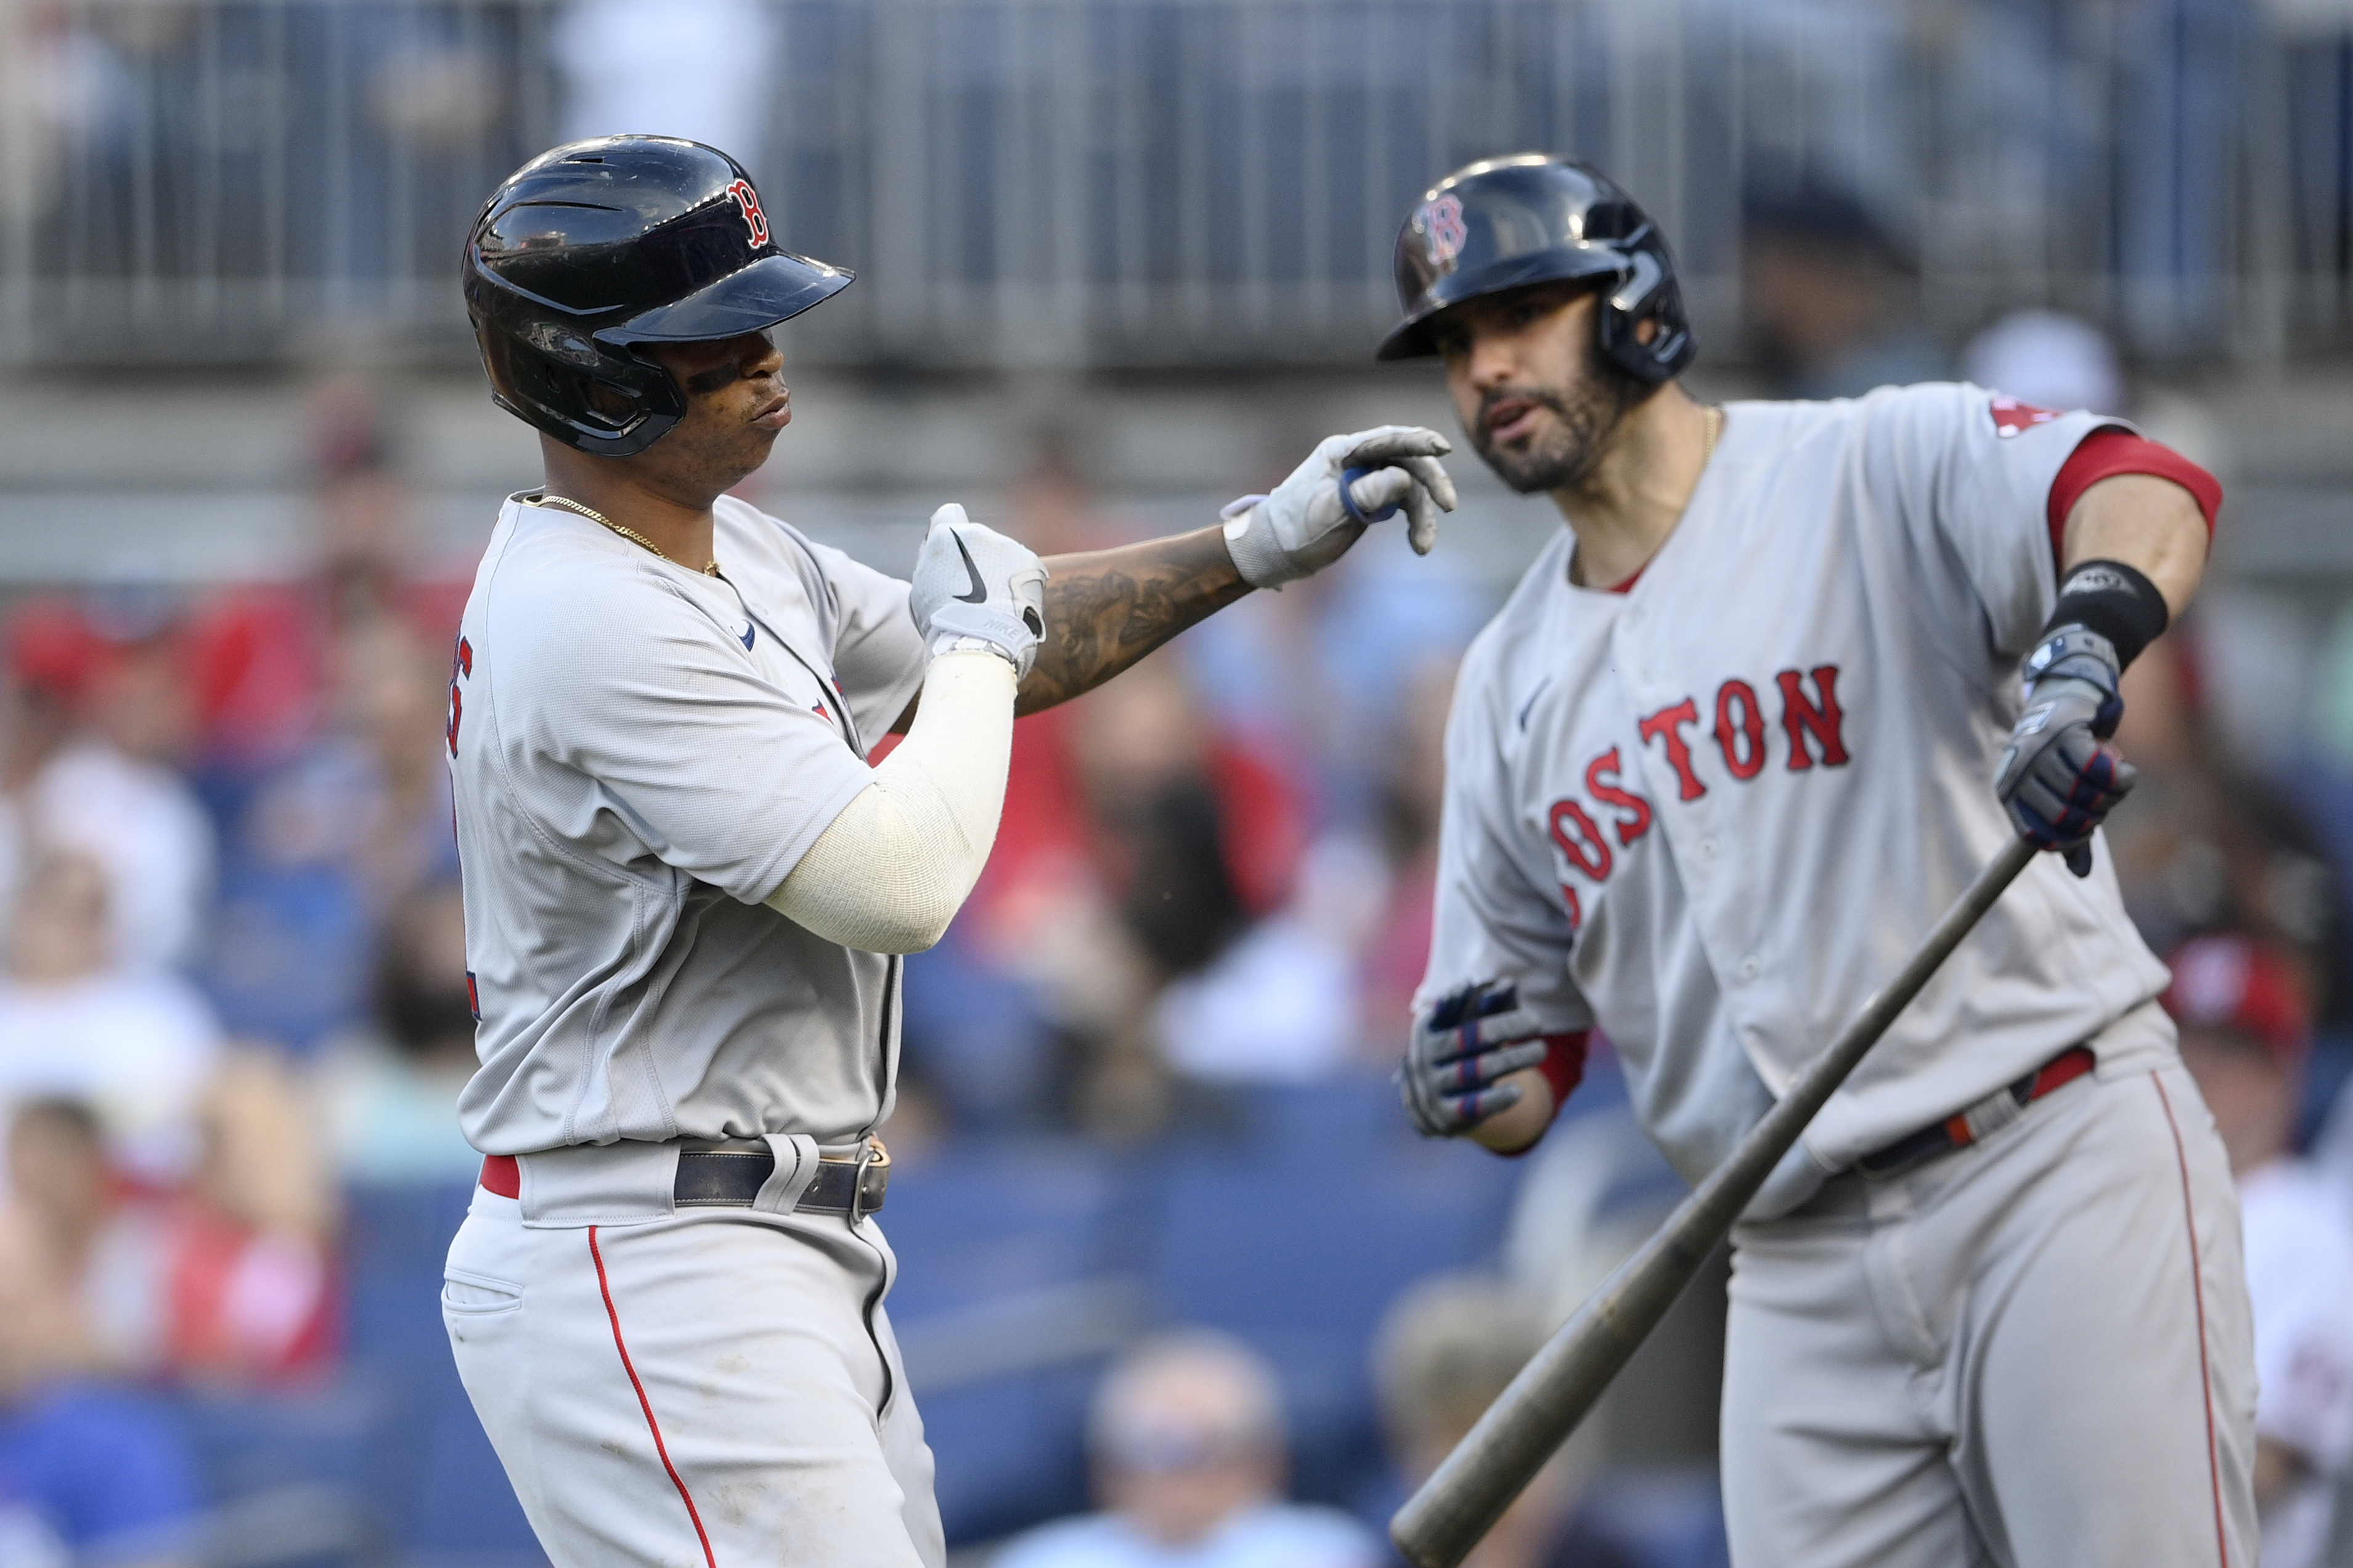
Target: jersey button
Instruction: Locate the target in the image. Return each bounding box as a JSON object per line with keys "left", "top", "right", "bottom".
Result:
{"left": 1698, "top": 837, "right": 1719, "bottom": 861}
{"left": 1739, "top": 955, "right": 1761, "bottom": 981}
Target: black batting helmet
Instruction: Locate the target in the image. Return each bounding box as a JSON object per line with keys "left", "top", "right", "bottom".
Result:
{"left": 463, "top": 136, "right": 852, "bottom": 458}
{"left": 1378, "top": 154, "right": 1695, "bottom": 383}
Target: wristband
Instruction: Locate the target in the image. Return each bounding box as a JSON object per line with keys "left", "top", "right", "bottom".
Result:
{"left": 2039, "top": 558, "right": 2168, "bottom": 670}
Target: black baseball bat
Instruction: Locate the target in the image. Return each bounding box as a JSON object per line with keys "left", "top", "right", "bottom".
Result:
{"left": 1390, "top": 835, "right": 2040, "bottom": 1568}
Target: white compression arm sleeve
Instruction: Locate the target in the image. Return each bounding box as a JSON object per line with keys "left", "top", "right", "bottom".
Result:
{"left": 763, "top": 649, "right": 1017, "bottom": 954}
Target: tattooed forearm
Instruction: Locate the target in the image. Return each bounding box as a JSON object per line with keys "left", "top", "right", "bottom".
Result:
{"left": 1016, "top": 525, "right": 1253, "bottom": 714}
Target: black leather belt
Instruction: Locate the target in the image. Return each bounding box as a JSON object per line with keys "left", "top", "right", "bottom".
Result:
{"left": 478, "top": 1137, "right": 891, "bottom": 1216}
{"left": 674, "top": 1139, "right": 891, "bottom": 1215}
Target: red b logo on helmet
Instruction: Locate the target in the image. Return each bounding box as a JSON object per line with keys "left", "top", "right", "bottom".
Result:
{"left": 725, "top": 178, "right": 769, "bottom": 248}
{"left": 1421, "top": 194, "right": 1469, "bottom": 268}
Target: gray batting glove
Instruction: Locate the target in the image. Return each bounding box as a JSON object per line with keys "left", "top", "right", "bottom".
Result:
{"left": 1399, "top": 978, "right": 1550, "bottom": 1139}
{"left": 1993, "top": 625, "right": 2137, "bottom": 878}
{"left": 909, "top": 505, "right": 1048, "bottom": 678}
{"left": 1221, "top": 425, "right": 1459, "bottom": 589}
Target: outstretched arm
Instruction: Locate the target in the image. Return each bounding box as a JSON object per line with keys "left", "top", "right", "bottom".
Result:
{"left": 1019, "top": 423, "right": 1458, "bottom": 713}
{"left": 892, "top": 424, "right": 1458, "bottom": 730}
{"left": 1017, "top": 526, "right": 1250, "bottom": 714}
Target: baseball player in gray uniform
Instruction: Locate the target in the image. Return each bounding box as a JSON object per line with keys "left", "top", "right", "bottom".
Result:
{"left": 439, "top": 136, "right": 1459, "bottom": 1568}
{"left": 1390, "top": 156, "right": 2250, "bottom": 1567}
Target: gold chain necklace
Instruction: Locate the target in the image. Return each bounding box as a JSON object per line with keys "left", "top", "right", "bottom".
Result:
{"left": 532, "top": 494, "right": 720, "bottom": 576}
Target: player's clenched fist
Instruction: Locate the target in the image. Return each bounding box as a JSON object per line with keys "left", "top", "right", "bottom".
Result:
{"left": 1221, "top": 425, "right": 1459, "bottom": 588}
{"left": 910, "top": 504, "right": 1048, "bottom": 676}
{"left": 1400, "top": 978, "right": 1551, "bottom": 1139}
{"left": 1994, "top": 623, "right": 2137, "bottom": 877}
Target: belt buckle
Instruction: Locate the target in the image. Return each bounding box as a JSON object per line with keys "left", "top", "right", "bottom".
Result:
{"left": 820, "top": 1137, "right": 889, "bottom": 1223}
{"left": 851, "top": 1137, "right": 889, "bottom": 1222}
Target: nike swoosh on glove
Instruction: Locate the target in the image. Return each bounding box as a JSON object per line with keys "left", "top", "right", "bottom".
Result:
{"left": 1222, "top": 425, "right": 1459, "bottom": 588}
{"left": 909, "top": 505, "right": 1048, "bottom": 676}
{"left": 1399, "top": 978, "right": 1551, "bottom": 1139}
{"left": 1994, "top": 625, "right": 2137, "bottom": 877}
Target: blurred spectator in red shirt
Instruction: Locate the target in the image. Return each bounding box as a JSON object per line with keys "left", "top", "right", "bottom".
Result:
{"left": 0, "top": 599, "right": 215, "bottom": 977}
{"left": 2166, "top": 934, "right": 2353, "bottom": 1568}
{"left": 8, "top": 1062, "right": 336, "bottom": 1390}
{"left": 0, "top": 1201, "right": 203, "bottom": 1568}
{"left": 183, "top": 381, "right": 467, "bottom": 774}
{"left": 902, "top": 651, "right": 1307, "bottom": 1139}
{"left": 164, "top": 1052, "right": 338, "bottom": 1383}
{"left": 0, "top": 851, "right": 221, "bottom": 1187}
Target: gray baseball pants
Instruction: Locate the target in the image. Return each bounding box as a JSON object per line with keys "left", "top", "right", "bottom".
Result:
{"left": 443, "top": 1185, "right": 945, "bottom": 1568}
{"left": 1722, "top": 1059, "right": 2257, "bottom": 1568}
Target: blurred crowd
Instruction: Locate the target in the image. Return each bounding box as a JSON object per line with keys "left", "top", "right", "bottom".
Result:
{"left": 0, "top": 384, "right": 476, "bottom": 1566}
{"left": 9, "top": 0, "right": 2353, "bottom": 379}
{"left": 0, "top": 32, "right": 2350, "bottom": 1551}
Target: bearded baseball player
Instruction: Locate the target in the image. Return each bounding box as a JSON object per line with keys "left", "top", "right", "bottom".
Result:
{"left": 437, "top": 135, "right": 1457, "bottom": 1568}
{"left": 1391, "top": 155, "right": 2250, "bottom": 1567}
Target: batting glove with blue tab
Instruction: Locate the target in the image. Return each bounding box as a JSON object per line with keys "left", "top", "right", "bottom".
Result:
{"left": 910, "top": 504, "right": 1048, "bottom": 677}
{"left": 1994, "top": 625, "right": 2137, "bottom": 877}
{"left": 1400, "top": 978, "right": 1551, "bottom": 1139}
{"left": 1221, "top": 425, "right": 1458, "bottom": 588}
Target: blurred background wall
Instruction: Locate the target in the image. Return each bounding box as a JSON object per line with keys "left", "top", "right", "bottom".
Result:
{"left": 1, "top": 2, "right": 2352, "bottom": 1567}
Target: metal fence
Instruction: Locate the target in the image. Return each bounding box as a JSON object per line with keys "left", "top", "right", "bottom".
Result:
{"left": 1, "top": 0, "right": 2348, "bottom": 370}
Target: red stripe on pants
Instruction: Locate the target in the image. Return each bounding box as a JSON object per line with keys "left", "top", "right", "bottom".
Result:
{"left": 589, "top": 1225, "right": 720, "bottom": 1568}
{"left": 2150, "top": 1076, "right": 2231, "bottom": 1568}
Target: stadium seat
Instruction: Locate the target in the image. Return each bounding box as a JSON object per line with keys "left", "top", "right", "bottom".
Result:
{"left": 881, "top": 1139, "right": 1131, "bottom": 1544}
{"left": 177, "top": 1385, "right": 378, "bottom": 1568}
{"left": 1138, "top": 1079, "right": 1528, "bottom": 1506}
{"left": 340, "top": 1182, "right": 542, "bottom": 1568}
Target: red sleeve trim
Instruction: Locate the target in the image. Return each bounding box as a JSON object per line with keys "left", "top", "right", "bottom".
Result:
{"left": 1488, "top": 1031, "right": 1591, "bottom": 1160}
{"left": 2046, "top": 428, "right": 2221, "bottom": 568}
{"left": 1538, "top": 1030, "right": 1589, "bottom": 1110}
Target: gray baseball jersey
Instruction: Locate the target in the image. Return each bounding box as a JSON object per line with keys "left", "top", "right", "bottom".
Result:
{"left": 447, "top": 494, "right": 928, "bottom": 1157}
{"left": 1421, "top": 382, "right": 2176, "bottom": 1214}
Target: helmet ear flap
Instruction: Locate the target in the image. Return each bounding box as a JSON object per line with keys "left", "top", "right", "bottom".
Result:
{"left": 1596, "top": 247, "right": 1697, "bottom": 384}
{"left": 473, "top": 328, "right": 687, "bottom": 458}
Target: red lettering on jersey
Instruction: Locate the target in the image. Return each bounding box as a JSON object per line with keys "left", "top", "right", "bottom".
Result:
{"left": 446, "top": 636, "right": 473, "bottom": 756}
{"left": 1584, "top": 747, "right": 1654, "bottom": 847}
{"left": 1776, "top": 666, "right": 1851, "bottom": 770}
{"left": 1988, "top": 394, "right": 2060, "bottom": 438}
{"left": 1558, "top": 885, "right": 1582, "bottom": 931}
{"left": 1548, "top": 799, "right": 1612, "bottom": 883}
{"left": 1713, "top": 679, "right": 1766, "bottom": 781}
{"left": 1637, "top": 699, "right": 1707, "bottom": 801}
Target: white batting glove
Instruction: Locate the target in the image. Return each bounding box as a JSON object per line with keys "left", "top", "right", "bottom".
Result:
{"left": 1221, "top": 425, "right": 1459, "bottom": 589}
{"left": 909, "top": 505, "right": 1048, "bottom": 677}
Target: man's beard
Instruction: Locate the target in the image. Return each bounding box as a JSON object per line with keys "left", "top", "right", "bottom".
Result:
{"left": 1469, "top": 343, "right": 1649, "bottom": 495}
